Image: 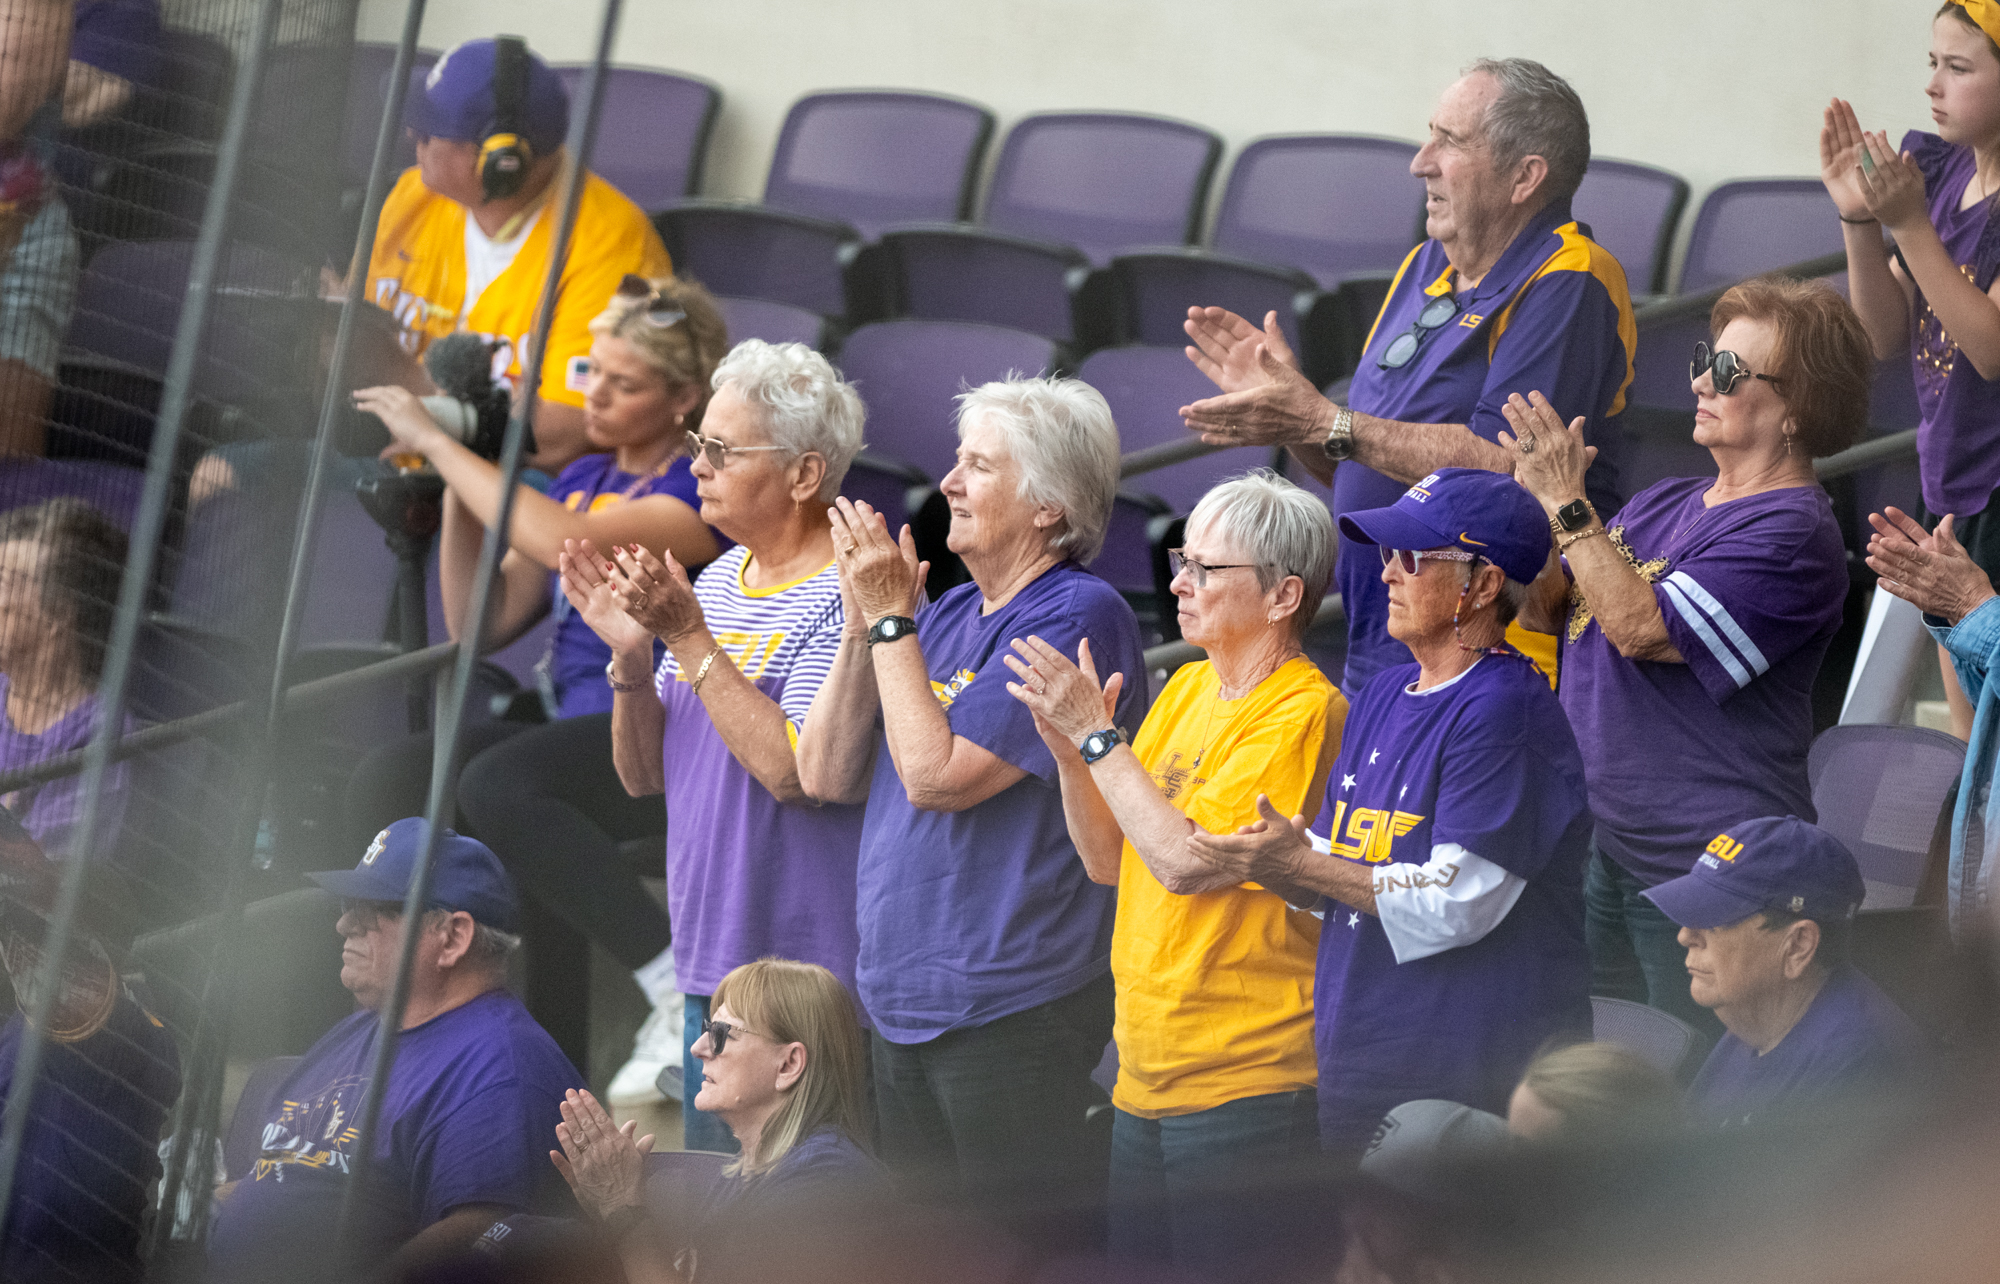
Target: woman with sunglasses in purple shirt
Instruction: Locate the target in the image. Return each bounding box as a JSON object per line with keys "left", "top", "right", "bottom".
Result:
{"left": 1501, "top": 277, "right": 1870, "bottom": 1037}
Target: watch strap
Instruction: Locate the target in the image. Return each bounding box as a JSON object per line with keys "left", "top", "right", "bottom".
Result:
{"left": 1079, "top": 727, "right": 1125, "bottom": 764}
{"left": 866, "top": 615, "right": 918, "bottom": 646}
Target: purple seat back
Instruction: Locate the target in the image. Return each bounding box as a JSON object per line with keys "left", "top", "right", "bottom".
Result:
{"left": 883, "top": 227, "right": 1083, "bottom": 341}
{"left": 553, "top": 64, "right": 720, "bottom": 209}
{"left": 1590, "top": 997, "right": 1702, "bottom": 1080}
{"left": 1088, "top": 494, "right": 1163, "bottom": 597}
{"left": 0, "top": 459, "right": 146, "bottom": 530}
{"left": 1572, "top": 158, "right": 1689, "bottom": 297}
{"left": 838, "top": 320, "right": 1058, "bottom": 480}
{"left": 716, "top": 295, "right": 825, "bottom": 350}
{"left": 985, "top": 112, "right": 1223, "bottom": 267}
{"left": 838, "top": 457, "right": 926, "bottom": 535}
{"left": 1809, "top": 724, "right": 1965, "bottom": 909}
{"left": 1678, "top": 179, "right": 1844, "bottom": 295}
{"left": 1211, "top": 134, "right": 1424, "bottom": 289}
{"left": 654, "top": 206, "right": 855, "bottom": 316}
{"left": 1078, "top": 345, "right": 1277, "bottom": 513}
{"left": 764, "top": 91, "right": 994, "bottom": 239}
{"left": 344, "top": 43, "right": 439, "bottom": 184}
{"left": 1113, "top": 252, "right": 1309, "bottom": 349}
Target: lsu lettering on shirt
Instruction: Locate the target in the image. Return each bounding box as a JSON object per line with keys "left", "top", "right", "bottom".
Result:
{"left": 365, "top": 167, "right": 670, "bottom": 408}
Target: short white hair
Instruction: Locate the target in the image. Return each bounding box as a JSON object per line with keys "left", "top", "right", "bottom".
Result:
{"left": 954, "top": 376, "right": 1121, "bottom": 563}
{"left": 1186, "top": 469, "right": 1336, "bottom": 639}
{"left": 712, "top": 339, "right": 865, "bottom": 501}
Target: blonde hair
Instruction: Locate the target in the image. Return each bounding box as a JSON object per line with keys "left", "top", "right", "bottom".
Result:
{"left": 711, "top": 958, "right": 871, "bottom": 1177}
{"left": 1518, "top": 1041, "right": 1681, "bottom": 1143}
{"left": 588, "top": 275, "right": 730, "bottom": 427}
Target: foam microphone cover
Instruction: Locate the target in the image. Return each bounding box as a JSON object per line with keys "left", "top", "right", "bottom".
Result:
{"left": 424, "top": 332, "right": 496, "bottom": 401}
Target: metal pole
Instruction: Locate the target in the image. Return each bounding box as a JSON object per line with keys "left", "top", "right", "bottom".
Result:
{"left": 0, "top": 0, "right": 288, "bottom": 1240}
{"left": 334, "top": 0, "right": 626, "bottom": 1249}
{"left": 143, "top": 0, "right": 436, "bottom": 1254}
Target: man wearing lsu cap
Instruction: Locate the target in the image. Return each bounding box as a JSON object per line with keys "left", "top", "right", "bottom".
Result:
{"left": 363, "top": 36, "right": 671, "bottom": 473}
{"left": 206, "top": 819, "right": 581, "bottom": 1282}
{"left": 1190, "top": 469, "right": 1593, "bottom": 1158}
{"left": 1644, "top": 816, "right": 1925, "bottom": 1129}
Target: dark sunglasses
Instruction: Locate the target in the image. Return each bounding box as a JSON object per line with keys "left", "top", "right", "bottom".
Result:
{"left": 615, "top": 274, "right": 687, "bottom": 328}
{"left": 1377, "top": 294, "right": 1461, "bottom": 370}
{"left": 1691, "top": 341, "right": 1783, "bottom": 395}
{"left": 1378, "top": 546, "right": 1484, "bottom": 575}
{"left": 699, "top": 1015, "right": 770, "bottom": 1056}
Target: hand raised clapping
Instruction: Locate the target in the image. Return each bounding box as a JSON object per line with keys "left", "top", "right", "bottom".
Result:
{"left": 549, "top": 1087, "right": 652, "bottom": 1221}
{"left": 828, "top": 497, "right": 928, "bottom": 625}
{"left": 1497, "top": 391, "right": 1595, "bottom": 515}
{"left": 1004, "top": 635, "right": 1125, "bottom": 750}
{"left": 1865, "top": 506, "right": 1997, "bottom": 625}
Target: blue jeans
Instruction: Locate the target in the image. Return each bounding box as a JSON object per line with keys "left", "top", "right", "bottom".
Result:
{"left": 1584, "top": 844, "right": 1723, "bottom": 1042}
{"left": 681, "top": 994, "right": 740, "bottom": 1155}
{"left": 1108, "top": 1089, "right": 1320, "bottom": 1282}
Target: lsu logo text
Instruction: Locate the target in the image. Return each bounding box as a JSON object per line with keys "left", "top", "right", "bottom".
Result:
{"left": 931, "top": 668, "right": 978, "bottom": 710}
{"left": 1456, "top": 312, "right": 1485, "bottom": 328}
{"left": 1405, "top": 473, "right": 1440, "bottom": 504}
{"left": 1705, "top": 834, "right": 1745, "bottom": 862}
{"left": 1326, "top": 801, "right": 1426, "bottom": 863}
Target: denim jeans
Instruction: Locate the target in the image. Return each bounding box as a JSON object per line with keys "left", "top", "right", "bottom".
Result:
{"left": 681, "top": 994, "right": 740, "bottom": 1155}
{"left": 1584, "top": 844, "right": 1723, "bottom": 1042}
{"left": 1108, "top": 1089, "right": 1321, "bottom": 1282}
{"left": 872, "top": 971, "right": 1114, "bottom": 1250}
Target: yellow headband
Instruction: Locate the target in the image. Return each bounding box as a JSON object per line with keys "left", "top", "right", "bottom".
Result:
{"left": 1951, "top": 0, "right": 2000, "bottom": 50}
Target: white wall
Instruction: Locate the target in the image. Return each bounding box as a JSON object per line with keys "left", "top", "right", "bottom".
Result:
{"left": 358, "top": 0, "right": 1932, "bottom": 269}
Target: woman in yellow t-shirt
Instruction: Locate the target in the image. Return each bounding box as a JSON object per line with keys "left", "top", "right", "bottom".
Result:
{"left": 1006, "top": 469, "right": 1345, "bottom": 1279}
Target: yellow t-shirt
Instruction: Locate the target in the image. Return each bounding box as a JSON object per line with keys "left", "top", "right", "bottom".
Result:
{"left": 364, "top": 167, "right": 672, "bottom": 408}
{"left": 1110, "top": 655, "right": 1347, "bottom": 1118}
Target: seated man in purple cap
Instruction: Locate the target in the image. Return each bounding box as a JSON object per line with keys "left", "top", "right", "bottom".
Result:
{"left": 205, "top": 818, "right": 582, "bottom": 1283}
{"left": 1643, "top": 815, "right": 1926, "bottom": 1129}
{"left": 1189, "top": 468, "right": 1593, "bottom": 1159}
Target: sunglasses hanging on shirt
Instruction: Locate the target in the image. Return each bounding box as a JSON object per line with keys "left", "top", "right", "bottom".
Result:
{"left": 1377, "top": 294, "right": 1461, "bottom": 370}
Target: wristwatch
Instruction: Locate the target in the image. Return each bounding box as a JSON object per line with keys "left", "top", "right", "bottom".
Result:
{"left": 866, "top": 615, "right": 918, "bottom": 647}
{"left": 1553, "top": 498, "right": 1595, "bottom": 533}
{"left": 1321, "top": 405, "right": 1357, "bottom": 463}
{"left": 1079, "top": 727, "right": 1126, "bottom": 764}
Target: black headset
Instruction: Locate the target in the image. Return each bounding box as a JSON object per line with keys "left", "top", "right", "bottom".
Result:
{"left": 477, "top": 35, "right": 533, "bottom": 202}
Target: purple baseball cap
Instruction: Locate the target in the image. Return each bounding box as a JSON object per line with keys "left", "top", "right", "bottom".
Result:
{"left": 1337, "top": 467, "right": 1551, "bottom": 583}
{"left": 308, "top": 817, "right": 519, "bottom": 933}
{"left": 1642, "top": 815, "right": 1866, "bottom": 930}
{"left": 404, "top": 37, "right": 570, "bottom": 157}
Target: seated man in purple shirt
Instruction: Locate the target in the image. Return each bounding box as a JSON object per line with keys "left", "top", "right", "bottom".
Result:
{"left": 1644, "top": 816, "right": 1927, "bottom": 1130}
{"left": 205, "top": 820, "right": 582, "bottom": 1283}
{"left": 1178, "top": 56, "right": 1634, "bottom": 695}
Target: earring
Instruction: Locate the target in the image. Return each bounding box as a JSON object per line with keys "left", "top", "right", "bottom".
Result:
{"left": 1783, "top": 429, "right": 1797, "bottom": 456}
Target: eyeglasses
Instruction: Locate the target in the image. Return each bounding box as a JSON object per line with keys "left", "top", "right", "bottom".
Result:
{"left": 684, "top": 430, "right": 788, "bottom": 471}
{"left": 699, "top": 1016, "right": 771, "bottom": 1056}
{"left": 1377, "top": 294, "right": 1461, "bottom": 370}
{"left": 615, "top": 274, "right": 687, "bottom": 329}
{"left": 1167, "top": 547, "right": 1260, "bottom": 588}
{"left": 1690, "top": 341, "right": 1783, "bottom": 395}
{"left": 1378, "top": 546, "right": 1485, "bottom": 575}
{"left": 339, "top": 899, "right": 403, "bottom": 932}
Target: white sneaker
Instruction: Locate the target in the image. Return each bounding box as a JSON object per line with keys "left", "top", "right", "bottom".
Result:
{"left": 607, "top": 998, "right": 685, "bottom": 1105}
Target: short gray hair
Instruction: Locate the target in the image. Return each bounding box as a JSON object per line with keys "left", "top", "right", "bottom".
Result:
{"left": 1455, "top": 561, "right": 1531, "bottom": 627}
{"left": 419, "top": 909, "right": 521, "bottom": 970}
{"left": 1464, "top": 57, "right": 1590, "bottom": 205}
{"left": 712, "top": 339, "right": 865, "bottom": 501}
{"left": 954, "top": 376, "right": 1121, "bottom": 564}
{"left": 1186, "top": 470, "right": 1336, "bottom": 640}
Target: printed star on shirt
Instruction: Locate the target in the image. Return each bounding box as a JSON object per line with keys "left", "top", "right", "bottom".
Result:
{"left": 1347, "top": 912, "right": 1361, "bottom": 928}
{"left": 1369, "top": 749, "right": 1380, "bottom": 765}
{"left": 1341, "top": 773, "right": 1356, "bottom": 791}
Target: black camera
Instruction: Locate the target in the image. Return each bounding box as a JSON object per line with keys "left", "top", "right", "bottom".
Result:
{"left": 338, "top": 331, "right": 527, "bottom": 460}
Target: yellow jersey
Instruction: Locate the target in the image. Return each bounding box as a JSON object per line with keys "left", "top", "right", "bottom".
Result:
{"left": 1110, "top": 655, "right": 1346, "bottom": 1118}
{"left": 365, "top": 167, "right": 672, "bottom": 408}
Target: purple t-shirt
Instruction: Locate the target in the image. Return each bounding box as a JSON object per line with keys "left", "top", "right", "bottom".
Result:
{"left": 0, "top": 985, "right": 181, "bottom": 1284}
{"left": 1559, "top": 478, "right": 1847, "bottom": 885}
{"left": 206, "top": 990, "right": 581, "bottom": 1281}
{"left": 0, "top": 675, "right": 133, "bottom": 860}
{"left": 1687, "top": 966, "right": 1925, "bottom": 1129}
{"left": 655, "top": 545, "right": 862, "bottom": 999}
{"left": 855, "top": 561, "right": 1149, "bottom": 1043}
{"left": 546, "top": 452, "right": 720, "bottom": 718}
{"left": 1904, "top": 131, "right": 2000, "bottom": 518}
{"left": 1336, "top": 199, "right": 1634, "bottom": 695}
{"left": 1311, "top": 652, "right": 1593, "bottom": 1154}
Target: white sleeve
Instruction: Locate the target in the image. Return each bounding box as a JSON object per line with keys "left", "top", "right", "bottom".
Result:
{"left": 1371, "top": 843, "right": 1526, "bottom": 964}
{"left": 1302, "top": 829, "right": 1331, "bottom": 919}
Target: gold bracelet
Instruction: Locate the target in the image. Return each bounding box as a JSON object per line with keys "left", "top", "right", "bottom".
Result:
{"left": 1558, "top": 526, "right": 1607, "bottom": 552}
{"left": 688, "top": 645, "right": 727, "bottom": 697}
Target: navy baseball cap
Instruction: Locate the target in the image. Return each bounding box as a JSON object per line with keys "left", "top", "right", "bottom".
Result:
{"left": 1337, "top": 467, "right": 1551, "bottom": 584}
{"left": 404, "top": 38, "right": 570, "bottom": 157}
{"left": 308, "top": 818, "right": 519, "bottom": 933}
{"left": 1642, "top": 815, "right": 1866, "bottom": 930}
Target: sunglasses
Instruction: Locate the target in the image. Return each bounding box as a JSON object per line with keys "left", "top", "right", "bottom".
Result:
{"left": 1377, "top": 294, "right": 1461, "bottom": 370}
{"left": 1690, "top": 341, "right": 1783, "bottom": 395}
{"left": 1378, "top": 546, "right": 1485, "bottom": 575}
{"left": 615, "top": 274, "right": 687, "bottom": 328}
{"left": 685, "top": 430, "right": 788, "bottom": 471}
{"left": 699, "top": 1016, "right": 770, "bottom": 1056}
{"left": 1167, "top": 547, "right": 1258, "bottom": 588}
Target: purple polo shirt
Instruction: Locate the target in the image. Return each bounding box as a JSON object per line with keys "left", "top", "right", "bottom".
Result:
{"left": 1336, "top": 199, "right": 1635, "bottom": 694}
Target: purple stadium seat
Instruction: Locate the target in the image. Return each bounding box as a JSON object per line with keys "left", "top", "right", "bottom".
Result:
{"left": 1210, "top": 134, "right": 1426, "bottom": 290}
{"left": 1678, "top": 179, "right": 1845, "bottom": 296}
{"left": 1809, "top": 724, "right": 1964, "bottom": 909}
{"left": 838, "top": 453, "right": 933, "bottom": 539}
{"left": 1590, "top": 997, "right": 1703, "bottom": 1080}
{"left": 297, "top": 487, "right": 394, "bottom": 648}
{"left": 1572, "top": 157, "right": 1689, "bottom": 298}
{"left": 1111, "top": 250, "right": 1314, "bottom": 349}
{"left": 654, "top": 205, "right": 857, "bottom": 317}
{"left": 763, "top": 90, "right": 994, "bottom": 238}
{"left": 837, "top": 319, "right": 1060, "bottom": 481}
{"left": 343, "top": 42, "right": 439, "bottom": 185}
{"left": 552, "top": 64, "right": 720, "bottom": 209}
{"left": 1088, "top": 491, "right": 1172, "bottom": 601}
{"left": 1078, "top": 345, "right": 1279, "bottom": 514}
{"left": 882, "top": 225, "right": 1088, "bottom": 339}
{"left": 715, "top": 295, "right": 825, "bottom": 350}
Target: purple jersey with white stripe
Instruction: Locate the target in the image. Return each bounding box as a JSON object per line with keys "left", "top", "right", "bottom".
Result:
{"left": 1559, "top": 478, "right": 1847, "bottom": 886}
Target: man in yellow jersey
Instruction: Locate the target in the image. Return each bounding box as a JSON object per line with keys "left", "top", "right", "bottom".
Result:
{"left": 366, "top": 37, "right": 671, "bottom": 473}
{"left": 1178, "top": 58, "right": 1636, "bottom": 698}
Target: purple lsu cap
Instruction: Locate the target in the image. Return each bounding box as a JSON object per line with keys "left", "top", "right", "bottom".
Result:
{"left": 308, "top": 817, "right": 519, "bottom": 933}
{"left": 405, "top": 38, "right": 570, "bottom": 157}
{"left": 1642, "top": 815, "right": 1865, "bottom": 930}
{"left": 1337, "top": 467, "right": 1551, "bottom": 584}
